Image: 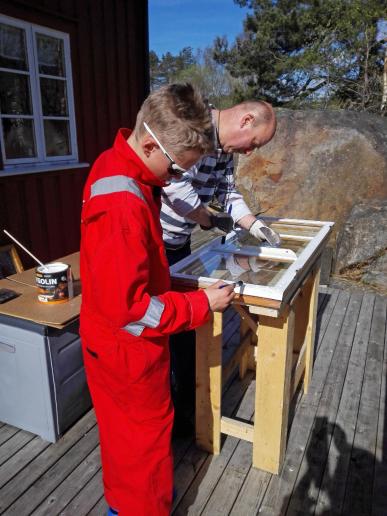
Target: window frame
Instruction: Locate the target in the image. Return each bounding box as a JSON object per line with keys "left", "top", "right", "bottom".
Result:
{"left": 0, "top": 14, "right": 79, "bottom": 167}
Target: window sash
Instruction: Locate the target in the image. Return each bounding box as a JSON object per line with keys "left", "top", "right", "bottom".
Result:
{"left": 0, "top": 14, "right": 78, "bottom": 166}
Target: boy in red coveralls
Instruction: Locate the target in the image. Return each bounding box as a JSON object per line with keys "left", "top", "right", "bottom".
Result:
{"left": 80, "top": 83, "right": 235, "bottom": 516}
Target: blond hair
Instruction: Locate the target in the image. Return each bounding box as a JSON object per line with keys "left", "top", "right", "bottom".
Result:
{"left": 134, "top": 83, "right": 215, "bottom": 158}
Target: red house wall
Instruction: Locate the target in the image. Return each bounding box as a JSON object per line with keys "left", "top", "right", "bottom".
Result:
{"left": 0, "top": 0, "right": 149, "bottom": 266}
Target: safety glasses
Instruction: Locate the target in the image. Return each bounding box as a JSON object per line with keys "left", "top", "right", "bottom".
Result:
{"left": 143, "top": 122, "right": 186, "bottom": 176}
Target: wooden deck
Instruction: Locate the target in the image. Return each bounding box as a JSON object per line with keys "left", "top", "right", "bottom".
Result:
{"left": 0, "top": 285, "right": 386, "bottom": 515}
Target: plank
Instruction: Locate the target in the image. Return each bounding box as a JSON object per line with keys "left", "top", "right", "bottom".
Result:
{"left": 315, "top": 287, "right": 340, "bottom": 353}
{"left": 314, "top": 293, "right": 379, "bottom": 515}
{"left": 201, "top": 438, "right": 253, "bottom": 516}
{"left": 342, "top": 294, "right": 386, "bottom": 516}
{"left": 172, "top": 309, "right": 239, "bottom": 468}
{"left": 0, "top": 437, "right": 51, "bottom": 494}
{"left": 372, "top": 296, "right": 387, "bottom": 516}
{"left": 0, "top": 410, "right": 96, "bottom": 513}
{"left": 253, "top": 306, "right": 295, "bottom": 473}
{"left": 227, "top": 363, "right": 305, "bottom": 515}
{"left": 172, "top": 372, "right": 253, "bottom": 514}
{"left": 172, "top": 435, "right": 195, "bottom": 471}
{"left": 59, "top": 469, "right": 103, "bottom": 515}
{"left": 87, "top": 496, "right": 107, "bottom": 516}
{"left": 220, "top": 417, "right": 253, "bottom": 442}
{"left": 199, "top": 381, "right": 258, "bottom": 516}
{"left": 257, "top": 289, "right": 351, "bottom": 514}
{"left": 196, "top": 312, "right": 223, "bottom": 454}
{"left": 317, "top": 288, "right": 329, "bottom": 313}
{"left": 0, "top": 425, "right": 20, "bottom": 447}
{"left": 32, "top": 446, "right": 101, "bottom": 515}
{"left": 222, "top": 329, "right": 252, "bottom": 384}
{"left": 233, "top": 305, "right": 258, "bottom": 334}
{"left": 303, "top": 266, "right": 321, "bottom": 393}
{"left": 285, "top": 291, "right": 366, "bottom": 515}
{"left": 0, "top": 429, "right": 35, "bottom": 467}
{"left": 228, "top": 466, "right": 270, "bottom": 516}
{"left": 6, "top": 425, "right": 99, "bottom": 515}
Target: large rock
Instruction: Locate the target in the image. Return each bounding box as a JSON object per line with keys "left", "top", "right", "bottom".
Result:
{"left": 336, "top": 200, "right": 387, "bottom": 270}
{"left": 335, "top": 201, "right": 387, "bottom": 290}
{"left": 236, "top": 109, "right": 387, "bottom": 244}
{"left": 362, "top": 253, "right": 387, "bottom": 291}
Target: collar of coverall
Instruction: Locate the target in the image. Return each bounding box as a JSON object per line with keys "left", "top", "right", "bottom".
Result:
{"left": 114, "top": 128, "right": 168, "bottom": 188}
{"left": 208, "top": 105, "right": 223, "bottom": 155}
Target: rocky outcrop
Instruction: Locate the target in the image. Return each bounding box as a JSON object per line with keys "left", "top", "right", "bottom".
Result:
{"left": 236, "top": 109, "right": 387, "bottom": 238}
{"left": 336, "top": 200, "right": 387, "bottom": 290}
{"left": 235, "top": 109, "right": 387, "bottom": 290}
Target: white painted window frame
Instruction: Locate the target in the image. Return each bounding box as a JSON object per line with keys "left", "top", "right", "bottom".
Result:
{"left": 170, "top": 217, "right": 334, "bottom": 303}
{"left": 0, "top": 14, "right": 78, "bottom": 167}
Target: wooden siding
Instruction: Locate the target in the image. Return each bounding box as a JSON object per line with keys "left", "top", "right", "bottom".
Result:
{"left": 0, "top": 0, "right": 149, "bottom": 266}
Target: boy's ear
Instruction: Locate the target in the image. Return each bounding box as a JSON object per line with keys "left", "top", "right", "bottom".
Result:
{"left": 142, "top": 136, "right": 158, "bottom": 157}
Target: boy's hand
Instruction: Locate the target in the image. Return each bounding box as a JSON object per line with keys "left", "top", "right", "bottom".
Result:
{"left": 204, "top": 281, "right": 235, "bottom": 312}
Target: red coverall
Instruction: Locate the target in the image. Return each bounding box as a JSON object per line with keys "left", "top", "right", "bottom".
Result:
{"left": 80, "top": 129, "right": 210, "bottom": 515}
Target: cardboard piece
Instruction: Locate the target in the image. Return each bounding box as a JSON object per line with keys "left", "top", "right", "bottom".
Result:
{"left": 0, "top": 252, "right": 82, "bottom": 329}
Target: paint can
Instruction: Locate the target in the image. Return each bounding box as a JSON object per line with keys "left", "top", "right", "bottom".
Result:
{"left": 35, "top": 262, "right": 74, "bottom": 304}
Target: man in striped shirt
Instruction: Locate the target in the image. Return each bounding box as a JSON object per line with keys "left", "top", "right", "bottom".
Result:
{"left": 161, "top": 100, "right": 280, "bottom": 435}
{"left": 161, "top": 100, "right": 279, "bottom": 254}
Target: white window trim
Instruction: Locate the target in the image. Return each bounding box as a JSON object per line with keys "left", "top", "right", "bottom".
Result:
{"left": 0, "top": 14, "right": 79, "bottom": 168}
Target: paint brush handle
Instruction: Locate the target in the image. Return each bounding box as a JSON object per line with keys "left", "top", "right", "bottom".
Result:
{"left": 3, "top": 229, "right": 46, "bottom": 269}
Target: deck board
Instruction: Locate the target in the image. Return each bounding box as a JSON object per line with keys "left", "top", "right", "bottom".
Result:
{"left": 0, "top": 287, "right": 386, "bottom": 516}
{"left": 341, "top": 295, "right": 387, "bottom": 516}
{"left": 371, "top": 298, "right": 387, "bottom": 516}
{"left": 286, "top": 291, "right": 365, "bottom": 515}
{"left": 315, "top": 293, "right": 376, "bottom": 515}
{"left": 0, "top": 411, "right": 97, "bottom": 514}
{"left": 60, "top": 470, "right": 103, "bottom": 515}
{"left": 172, "top": 371, "right": 253, "bottom": 512}
{"left": 173, "top": 379, "right": 255, "bottom": 515}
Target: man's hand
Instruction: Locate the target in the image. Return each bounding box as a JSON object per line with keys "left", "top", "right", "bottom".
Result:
{"left": 204, "top": 281, "right": 235, "bottom": 312}
{"left": 209, "top": 212, "right": 234, "bottom": 234}
{"left": 249, "top": 220, "right": 281, "bottom": 246}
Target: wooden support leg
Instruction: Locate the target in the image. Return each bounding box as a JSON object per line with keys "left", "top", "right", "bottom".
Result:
{"left": 239, "top": 346, "right": 249, "bottom": 379}
{"left": 239, "top": 317, "right": 251, "bottom": 379}
{"left": 253, "top": 306, "right": 295, "bottom": 474}
{"left": 195, "top": 311, "right": 223, "bottom": 454}
{"left": 303, "top": 265, "right": 321, "bottom": 394}
{"left": 235, "top": 304, "right": 258, "bottom": 375}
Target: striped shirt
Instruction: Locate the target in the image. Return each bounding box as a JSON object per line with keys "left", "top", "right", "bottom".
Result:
{"left": 161, "top": 149, "right": 252, "bottom": 249}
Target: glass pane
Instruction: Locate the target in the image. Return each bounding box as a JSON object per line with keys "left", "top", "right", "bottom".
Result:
{"left": 174, "top": 247, "right": 289, "bottom": 287}
{"left": 36, "top": 33, "right": 65, "bottom": 77}
{"left": 40, "top": 78, "right": 68, "bottom": 116}
{"left": 2, "top": 118, "right": 36, "bottom": 159}
{"left": 44, "top": 119, "right": 71, "bottom": 156}
{"left": 0, "top": 71, "right": 32, "bottom": 114}
{"left": 0, "top": 23, "right": 27, "bottom": 71}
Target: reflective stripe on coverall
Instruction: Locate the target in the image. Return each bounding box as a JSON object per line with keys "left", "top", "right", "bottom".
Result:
{"left": 80, "top": 129, "right": 210, "bottom": 516}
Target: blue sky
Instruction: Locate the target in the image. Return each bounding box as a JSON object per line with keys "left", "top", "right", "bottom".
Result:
{"left": 149, "top": 0, "right": 251, "bottom": 57}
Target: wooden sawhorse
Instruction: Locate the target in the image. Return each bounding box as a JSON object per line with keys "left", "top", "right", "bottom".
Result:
{"left": 195, "top": 262, "right": 321, "bottom": 474}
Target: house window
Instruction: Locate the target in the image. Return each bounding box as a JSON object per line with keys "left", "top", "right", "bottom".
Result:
{"left": 0, "top": 15, "right": 78, "bottom": 167}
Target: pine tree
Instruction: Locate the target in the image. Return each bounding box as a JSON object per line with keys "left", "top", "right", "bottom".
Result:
{"left": 213, "top": 0, "right": 386, "bottom": 112}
